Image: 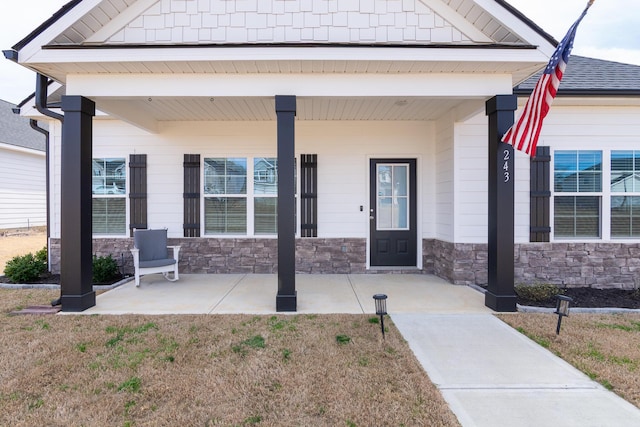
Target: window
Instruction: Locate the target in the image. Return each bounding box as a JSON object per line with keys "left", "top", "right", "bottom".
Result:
{"left": 203, "top": 156, "right": 296, "bottom": 236}
{"left": 611, "top": 150, "right": 640, "bottom": 237}
{"left": 204, "top": 158, "right": 247, "bottom": 234}
{"left": 254, "top": 157, "right": 278, "bottom": 234}
{"left": 553, "top": 150, "right": 602, "bottom": 238}
{"left": 92, "top": 158, "right": 126, "bottom": 235}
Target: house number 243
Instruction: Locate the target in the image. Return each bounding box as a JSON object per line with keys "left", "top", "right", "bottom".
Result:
{"left": 503, "top": 149, "right": 511, "bottom": 183}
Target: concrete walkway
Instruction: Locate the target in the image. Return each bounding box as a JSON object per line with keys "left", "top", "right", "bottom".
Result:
{"left": 79, "top": 274, "right": 640, "bottom": 426}
{"left": 393, "top": 313, "right": 640, "bottom": 427}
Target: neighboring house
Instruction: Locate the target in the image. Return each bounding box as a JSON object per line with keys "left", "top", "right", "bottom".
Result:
{"left": 0, "top": 99, "right": 46, "bottom": 230}
{"left": 4, "top": 0, "right": 640, "bottom": 311}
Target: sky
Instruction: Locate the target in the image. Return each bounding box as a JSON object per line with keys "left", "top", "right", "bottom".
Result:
{"left": 0, "top": 0, "right": 639, "bottom": 105}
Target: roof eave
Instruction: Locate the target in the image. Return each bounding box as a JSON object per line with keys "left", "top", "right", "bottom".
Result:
{"left": 11, "top": 0, "right": 82, "bottom": 51}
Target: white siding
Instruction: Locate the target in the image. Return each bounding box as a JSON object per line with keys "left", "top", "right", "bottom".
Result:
{"left": 0, "top": 144, "right": 46, "bottom": 229}
{"left": 50, "top": 119, "right": 436, "bottom": 241}
{"left": 454, "top": 113, "right": 486, "bottom": 243}
{"left": 435, "top": 111, "right": 455, "bottom": 242}
{"left": 454, "top": 103, "right": 640, "bottom": 244}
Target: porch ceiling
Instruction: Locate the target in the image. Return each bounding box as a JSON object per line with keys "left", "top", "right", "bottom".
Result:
{"left": 93, "top": 96, "right": 478, "bottom": 122}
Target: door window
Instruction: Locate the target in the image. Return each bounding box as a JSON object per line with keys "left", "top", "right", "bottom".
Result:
{"left": 376, "top": 164, "right": 409, "bottom": 230}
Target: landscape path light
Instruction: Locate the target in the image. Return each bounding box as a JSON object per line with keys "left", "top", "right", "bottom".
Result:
{"left": 554, "top": 294, "right": 573, "bottom": 335}
{"left": 373, "top": 294, "right": 388, "bottom": 339}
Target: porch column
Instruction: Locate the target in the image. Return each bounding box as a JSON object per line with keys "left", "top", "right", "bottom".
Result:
{"left": 485, "top": 95, "right": 517, "bottom": 312}
{"left": 275, "top": 95, "right": 297, "bottom": 312}
{"left": 60, "top": 96, "right": 96, "bottom": 312}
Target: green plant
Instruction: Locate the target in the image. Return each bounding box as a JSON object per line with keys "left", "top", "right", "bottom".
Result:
{"left": 514, "top": 283, "right": 563, "bottom": 302}
{"left": 92, "top": 254, "right": 119, "bottom": 283}
{"left": 3, "top": 250, "right": 47, "bottom": 283}
{"left": 118, "top": 377, "right": 141, "bottom": 393}
{"left": 336, "top": 334, "right": 351, "bottom": 345}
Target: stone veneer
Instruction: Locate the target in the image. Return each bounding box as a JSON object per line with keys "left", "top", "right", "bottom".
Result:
{"left": 49, "top": 238, "right": 640, "bottom": 289}
{"left": 423, "top": 239, "right": 640, "bottom": 290}
{"left": 49, "top": 237, "right": 367, "bottom": 276}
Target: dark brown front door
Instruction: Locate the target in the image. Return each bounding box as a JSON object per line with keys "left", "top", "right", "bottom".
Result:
{"left": 369, "top": 159, "right": 417, "bottom": 267}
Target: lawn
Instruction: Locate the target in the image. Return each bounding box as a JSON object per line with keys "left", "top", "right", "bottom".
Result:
{"left": 498, "top": 312, "right": 640, "bottom": 409}
{"left": 0, "top": 289, "right": 459, "bottom": 427}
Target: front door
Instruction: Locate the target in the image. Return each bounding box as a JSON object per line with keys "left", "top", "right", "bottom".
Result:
{"left": 369, "top": 159, "right": 417, "bottom": 267}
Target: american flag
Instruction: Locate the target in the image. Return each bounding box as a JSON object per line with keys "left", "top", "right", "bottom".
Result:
{"left": 502, "top": 1, "right": 594, "bottom": 157}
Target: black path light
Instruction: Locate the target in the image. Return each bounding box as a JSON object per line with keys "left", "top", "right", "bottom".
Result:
{"left": 373, "top": 294, "right": 388, "bottom": 339}
{"left": 554, "top": 294, "right": 573, "bottom": 335}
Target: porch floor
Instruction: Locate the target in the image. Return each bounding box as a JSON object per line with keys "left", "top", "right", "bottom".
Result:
{"left": 80, "top": 273, "right": 490, "bottom": 315}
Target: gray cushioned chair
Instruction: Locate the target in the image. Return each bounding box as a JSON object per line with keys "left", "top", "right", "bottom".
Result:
{"left": 131, "top": 229, "right": 180, "bottom": 287}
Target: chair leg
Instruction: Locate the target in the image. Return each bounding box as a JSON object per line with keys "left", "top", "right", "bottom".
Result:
{"left": 162, "top": 269, "right": 179, "bottom": 282}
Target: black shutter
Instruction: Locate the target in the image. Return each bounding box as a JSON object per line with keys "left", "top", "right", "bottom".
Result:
{"left": 129, "top": 154, "right": 147, "bottom": 236}
{"left": 300, "top": 154, "right": 318, "bottom": 237}
{"left": 183, "top": 154, "right": 201, "bottom": 237}
{"left": 530, "top": 146, "right": 551, "bottom": 242}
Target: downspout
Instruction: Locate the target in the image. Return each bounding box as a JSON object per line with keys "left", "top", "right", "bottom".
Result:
{"left": 29, "top": 119, "right": 50, "bottom": 248}
{"left": 34, "top": 73, "right": 65, "bottom": 306}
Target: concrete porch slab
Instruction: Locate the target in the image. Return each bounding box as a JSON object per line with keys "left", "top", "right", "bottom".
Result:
{"left": 75, "top": 273, "right": 488, "bottom": 315}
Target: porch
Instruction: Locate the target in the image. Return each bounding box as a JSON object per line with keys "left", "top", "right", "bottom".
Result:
{"left": 79, "top": 274, "right": 491, "bottom": 315}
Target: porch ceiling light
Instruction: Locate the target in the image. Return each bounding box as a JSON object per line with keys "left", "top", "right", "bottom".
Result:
{"left": 373, "top": 294, "right": 388, "bottom": 339}
{"left": 554, "top": 294, "right": 573, "bottom": 335}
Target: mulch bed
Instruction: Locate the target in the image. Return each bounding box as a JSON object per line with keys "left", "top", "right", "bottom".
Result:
{"left": 517, "top": 287, "right": 640, "bottom": 309}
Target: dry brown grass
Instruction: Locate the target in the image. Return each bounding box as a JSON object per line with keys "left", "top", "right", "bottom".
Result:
{"left": 0, "top": 289, "right": 459, "bottom": 427}
{"left": 0, "top": 228, "right": 47, "bottom": 273}
{"left": 498, "top": 313, "right": 640, "bottom": 408}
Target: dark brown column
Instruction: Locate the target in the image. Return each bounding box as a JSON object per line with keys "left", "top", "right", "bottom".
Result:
{"left": 275, "top": 95, "right": 297, "bottom": 312}
{"left": 60, "top": 96, "right": 96, "bottom": 312}
{"left": 485, "top": 95, "right": 518, "bottom": 312}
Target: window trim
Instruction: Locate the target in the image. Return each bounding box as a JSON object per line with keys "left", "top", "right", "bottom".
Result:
{"left": 92, "top": 157, "right": 129, "bottom": 237}
{"left": 202, "top": 155, "right": 300, "bottom": 237}
{"left": 550, "top": 148, "right": 640, "bottom": 242}
{"left": 551, "top": 150, "right": 604, "bottom": 240}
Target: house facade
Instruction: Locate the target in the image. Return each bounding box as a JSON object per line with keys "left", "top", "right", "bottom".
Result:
{"left": 5, "top": 0, "right": 640, "bottom": 311}
{"left": 0, "top": 99, "right": 47, "bottom": 230}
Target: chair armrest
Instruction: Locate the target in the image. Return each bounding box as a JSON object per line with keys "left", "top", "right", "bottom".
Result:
{"left": 167, "top": 245, "right": 181, "bottom": 261}
{"left": 130, "top": 248, "right": 140, "bottom": 267}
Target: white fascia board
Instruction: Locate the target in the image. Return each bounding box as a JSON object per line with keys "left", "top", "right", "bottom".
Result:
{"left": 66, "top": 72, "right": 514, "bottom": 98}
{"left": 473, "top": 0, "right": 557, "bottom": 57}
{"left": 18, "top": 0, "right": 104, "bottom": 63}
{"left": 27, "top": 45, "right": 550, "bottom": 65}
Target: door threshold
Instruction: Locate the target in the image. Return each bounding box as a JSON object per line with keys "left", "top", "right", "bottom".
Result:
{"left": 368, "top": 266, "right": 420, "bottom": 271}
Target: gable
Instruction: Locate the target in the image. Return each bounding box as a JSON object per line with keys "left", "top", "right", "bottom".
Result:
{"left": 102, "top": 0, "right": 473, "bottom": 45}
{"left": 48, "top": 0, "right": 530, "bottom": 46}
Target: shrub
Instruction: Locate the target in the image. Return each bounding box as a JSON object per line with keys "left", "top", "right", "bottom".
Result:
{"left": 4, "top": 251, "right": 47, "bottom": 283}
{"left": 514, "top": 283, "right": 564, "bottom": 302}
{"left": 92, "top": 254, "right": 120, "bottom": 284}
{"left": 35, "top": 246, "right": 47, "bottom": 264}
